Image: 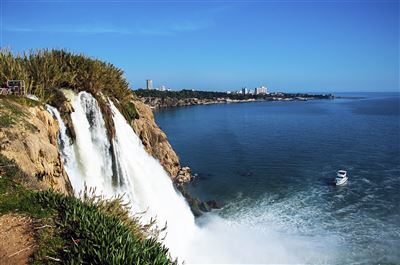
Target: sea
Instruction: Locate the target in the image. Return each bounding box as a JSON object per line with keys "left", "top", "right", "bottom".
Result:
{"left": 155, "top": 92, "right": 400, "bottom": 264}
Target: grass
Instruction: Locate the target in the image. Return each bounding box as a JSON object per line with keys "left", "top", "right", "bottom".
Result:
{"left": 0, "top": 96, "right": 28, "bottom": 116}
{"left": 6, "top": 95, "right": 42, "bottom": 108}
{"left": 0, "top": 154, "right": 176, "bottom": 265}
{"left": 0, "top": 96, "right": 39, "bottom": 132}
{"left": 0, "top": 114, "right": 14, "bottom": 127}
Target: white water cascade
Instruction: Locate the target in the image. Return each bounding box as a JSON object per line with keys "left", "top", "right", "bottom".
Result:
{"left": 48, "top": 91, "right": 338, "bottom": 263}
{"left": 48, "top": 91, "right": 196, "bottom": 259}
{"left": 109, "top": 101, "right": 197, "bottom": 256}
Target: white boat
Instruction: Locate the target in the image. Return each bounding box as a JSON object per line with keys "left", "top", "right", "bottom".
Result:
{"left": 335, "top": 170, "right": 348, "bottom": 186}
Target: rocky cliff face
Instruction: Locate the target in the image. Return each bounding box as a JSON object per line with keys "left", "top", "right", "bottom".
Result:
{"left": 129, "top": 99, "right": 195, "bottom": 184}
{"left": 0, "top": 97, "right": 72, "bottom": 194}
{"left": 130, "top": 99, "right": 183, "bottom": 180}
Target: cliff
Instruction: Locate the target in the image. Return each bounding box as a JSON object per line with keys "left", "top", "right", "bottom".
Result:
{"left": 0, "top": 97, "right": 73, "bottom": 194}
{"left": 130, "top": 98, "right": 192, "bottom": 184}
{"left": 0, "top": 94, "right": 192, "bottom": 197}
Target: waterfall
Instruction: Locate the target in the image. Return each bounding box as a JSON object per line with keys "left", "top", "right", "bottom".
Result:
{"left": 46, "top": 105, "right": 81, "bottom": 191}
{"left": 109, "top": 101, "right": 196, "bottom": 257}
{"left": 66, "top": 91, "right": 114, "bottom": 197}
{"left": 47, "top": 91, "right": 334, "bottom": 263}
{"left": 48, "top": 91, "right": 196, "bottom": 259}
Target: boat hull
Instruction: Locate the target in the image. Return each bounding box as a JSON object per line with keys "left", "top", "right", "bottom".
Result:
{"left": 335, "top": 177, "right": 348, "bottom": 186}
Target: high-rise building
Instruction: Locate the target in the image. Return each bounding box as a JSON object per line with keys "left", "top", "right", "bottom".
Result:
{"left": 242, "top": 87, "right": 248, "bottom": 95}
{"left": 255, "top": 86, "right": 268, "bottom": 95}
{"left": 146, "top": 79, "right": 153, "bottom": 90}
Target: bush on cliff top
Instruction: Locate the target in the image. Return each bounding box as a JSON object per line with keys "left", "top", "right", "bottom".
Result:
{"left": 0, "top": 48, "right": 140, "bottom": 141}
{"left": 0, "top": 154, "right": 175, "bottom": 265}
{"left": 0, "top": 48, "right": 131, "bottom": 102}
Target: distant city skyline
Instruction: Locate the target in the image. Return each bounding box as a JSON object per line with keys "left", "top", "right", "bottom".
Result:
{"left": 1, "top": 1, "right": 398, "bottom": 92}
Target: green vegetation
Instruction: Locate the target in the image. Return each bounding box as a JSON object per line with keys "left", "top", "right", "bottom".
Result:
{"left": 0, "top": 96, "right": 29, "bottom": 128}
{"left": 135, "top": 89, "right": 230, "bottom": 100}
{"left": 0, "top": 154, "right": 176, "bottom": 265}
{"left": 0, "top": 49, "right": 131, "bottom": 102}
{"left": 0, "top": 155, "right": 54, "bottom": 217}
{"left": 0, "top": 48, "right": 139, "bottom": 108}
{"left": 0, "top": 96, "right": 39, "bottom": 133}
{"left": 113, "top": 98, "right": 140, "bottom": 121}
{"left": 135, "top": 89, "right": 334, "bottom": 101}
{"left": 0, "top": 48, "right": 140, "bottom": 140}
{"left": 0, "top": 113, "right": 14, "bottom": 127}
{"left": 2, "top": 95, "right": 42, "bottom": 108}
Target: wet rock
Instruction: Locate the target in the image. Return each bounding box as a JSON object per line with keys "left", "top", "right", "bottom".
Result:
{"left": 175, "top": 184, "right": 220, "bottom": 217}
{"left": 206, "top": 200, "right": 220, "bottom": 209}
{"left": 175, "top": 166, "right": 194, "bottom": 185}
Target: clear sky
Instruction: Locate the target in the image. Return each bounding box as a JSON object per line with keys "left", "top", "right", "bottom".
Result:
{"left": 1, "top": 0, "right": 399, "bottom": 92}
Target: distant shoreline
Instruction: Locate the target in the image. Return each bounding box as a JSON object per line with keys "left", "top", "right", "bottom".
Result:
{"left": 137, "top": 93, "right": 334, "bottom": 109}
{"left": 134, "top": 89, "right": 334, "bottom": 109}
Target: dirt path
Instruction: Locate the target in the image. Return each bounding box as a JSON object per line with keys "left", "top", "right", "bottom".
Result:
{"left": 0, "top": 213, "right": 35, "bottom": 265}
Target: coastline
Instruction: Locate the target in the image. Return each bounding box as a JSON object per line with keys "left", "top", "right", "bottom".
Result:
{"left": 140, "top": 94, "right": 334, "bottom": 109}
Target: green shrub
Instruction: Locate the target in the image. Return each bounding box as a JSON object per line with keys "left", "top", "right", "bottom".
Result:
{"left": 0, "top": 154, "right": 176, "bottom": 265}
{"left": 118, "top": 99, "right": 139, "bottom": 121}
{"left": 0, "top": 48, "right": 132, "bottom": 103}
{"left": 35, "top": 191, "right": 175, "bottom": 265}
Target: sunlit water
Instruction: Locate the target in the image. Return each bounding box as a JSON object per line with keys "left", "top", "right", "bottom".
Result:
{"left": 155, "top": 92, "right": 400, "bottom": 263}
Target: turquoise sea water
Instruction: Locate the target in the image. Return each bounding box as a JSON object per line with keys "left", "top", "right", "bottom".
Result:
{"left": 155, "top": 92, "right": 400, "bottom": 263}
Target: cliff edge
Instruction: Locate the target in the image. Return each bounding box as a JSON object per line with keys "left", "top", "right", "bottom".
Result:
{"left": 0, "top": 97, "right": 72, "bottom": 194}
{"left": 130, "top": 98, "right": 192, "bottom": 183}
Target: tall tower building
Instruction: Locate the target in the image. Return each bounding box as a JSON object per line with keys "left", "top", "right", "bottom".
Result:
{"left": 146, "top": 79, "right": 153, "bottom": 90}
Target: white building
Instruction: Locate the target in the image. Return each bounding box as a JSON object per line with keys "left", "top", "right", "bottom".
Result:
{"left": 255, "top": 86, "right": 268, "bottom": 95}
{"left": 146, "top": 79, "right": 153, "bottom": 90}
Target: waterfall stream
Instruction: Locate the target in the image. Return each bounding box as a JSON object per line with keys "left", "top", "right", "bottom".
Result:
{"left": 47, "top": 91, "right": 336, "bottom": 263}
{"left": 47, "top": 91, "right": 196, "bottom": 259}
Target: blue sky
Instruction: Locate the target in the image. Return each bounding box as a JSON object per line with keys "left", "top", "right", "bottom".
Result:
{"left": 1, "top": 0, "right": 399, "bottom": 92}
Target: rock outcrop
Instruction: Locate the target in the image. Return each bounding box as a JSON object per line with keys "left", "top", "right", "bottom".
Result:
{"left": 0, "top": 97, "right": 72, "bottom": 194}
{"left": 130, "top": 98, "right": 188, "bottom": 181}
{"left": 130, "top": 99, "right": 197, "bottom": 185}
{"left": 175, "top": 166, "right": 194, "bottom": 185}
